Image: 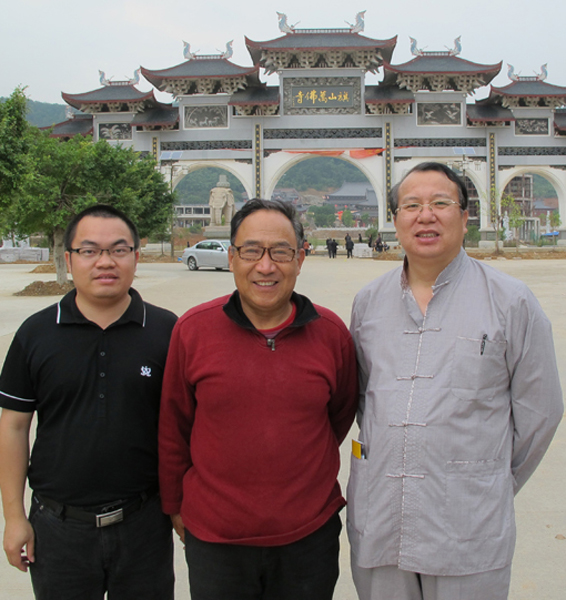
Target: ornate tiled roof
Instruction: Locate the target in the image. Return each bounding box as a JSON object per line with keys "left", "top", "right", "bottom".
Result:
{"left": 62, "top": 86, "right": 157, "bottom": 113}
{"left": 385, "top": 55, "right": 501, "bottom": 75}
{"left": 467, "top": 104, "right": 514, "bottom": 122}
{"left": 365, "top": 85, "right": 414, "bottom": 115}
{"left": 245, "top": 33, "right": 396, "bottom": 74}
{"left": 228, "top": 86, "right": 280, "bottom": 116}
{"left": 42, "top": 113, "right": 94, "bottom": 138}
{"left": 229, "top": 87, "right": 279, "bottom": 105}
{"left": 365, "top": 85, "right": 414, "bottom": 104}
{"left": 141, "top": 59, "right": 261, "bottom": 96}
{"left": 487, "top": 80, "right": 566, "bottom": 108}
{"left": 131, "top": 106, "right": 179, "bottom": 129}
{"left": 382, "top": 56, "right": 501, "bottom": 93}
{"left": 246, "top": 32, "right": 396, "bottom": 54}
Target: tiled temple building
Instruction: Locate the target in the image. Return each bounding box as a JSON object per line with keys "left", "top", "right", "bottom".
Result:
{"left": 50, "top": 13, "right": 566, "bottom": 241}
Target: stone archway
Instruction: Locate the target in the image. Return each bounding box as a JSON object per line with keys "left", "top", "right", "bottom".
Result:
{"left": 263, "top": 150, "right": 386, "bottom": 226}
{"left": 168, "top": 160, "right": 255, "bottom": 200}
{"left": 498, "top": 166, "right": 566, "bottom": 240}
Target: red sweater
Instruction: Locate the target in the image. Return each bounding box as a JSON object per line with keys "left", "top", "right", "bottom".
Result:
{"left": 159, "top": 292, "right": 358, "bottom": 546}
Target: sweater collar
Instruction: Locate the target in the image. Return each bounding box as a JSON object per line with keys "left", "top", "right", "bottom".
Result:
{"left": 222, "top": 290, "right": 320, "bottom": 331}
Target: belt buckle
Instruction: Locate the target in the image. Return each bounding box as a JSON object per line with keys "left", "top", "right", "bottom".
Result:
{"left": 96, "top": 508, "right": 124, "bottom": 528}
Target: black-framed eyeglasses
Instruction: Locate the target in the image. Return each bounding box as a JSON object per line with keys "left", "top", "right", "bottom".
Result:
{"left": 69, "top": 246, "right": 135, "bottom": 260}
{"left": 233, "top": 245, "right": 296, "bottom": 263}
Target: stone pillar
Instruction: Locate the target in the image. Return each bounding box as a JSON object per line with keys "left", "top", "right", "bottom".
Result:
{"left": 254, "top": 123, "right": 262, "bottom": 199}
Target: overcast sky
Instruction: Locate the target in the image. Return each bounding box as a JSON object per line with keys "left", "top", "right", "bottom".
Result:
{"left": 2, "top": 0, "right": 565, "bottom": 105}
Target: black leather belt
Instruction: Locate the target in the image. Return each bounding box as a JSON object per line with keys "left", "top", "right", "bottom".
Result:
{"left": 35, "top": 488, "right": 157, "bottom": 528}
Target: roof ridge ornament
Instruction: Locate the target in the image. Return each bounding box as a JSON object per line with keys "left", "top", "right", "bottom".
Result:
{"left": 409, "top": 37, "right": 424, "bottom": 56}
{"left": 183, "top": 42, "right": 198, "bottom": 60}
{"left": 219, "top": 41, "right": 234, "bottom": 60}
{"left": 98, "top": 69, "right": 140, "bottom": 87}
{"left": 536, "top": 64, "right": 548, "bottom": 81}
{"left": 277, "top": 12, "right": 298, "bottom": 33}
{"left": 447, "top": 36, "right": 462, "bottom": 56}
{"left": 410, "top": 36, "right": 462, "bottom": 57}
{"left": 346, "top": 11, "right": 366, "bottom": 33}
{"left": 507, "top": 63, "right": 548, "bottom": 82}
{"left": 276, "top": 11, "right": 366, "bottom": 35}
{"left": 183, "top": 40, "right": 234, "bottom": 61}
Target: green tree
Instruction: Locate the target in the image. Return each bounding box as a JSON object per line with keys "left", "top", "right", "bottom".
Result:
{"left": 12, "top": 131, "right": 173, "bottom": 285}
{"left": 0, "top": 87, "right": 30, "bottom": 211}
{"left": 464, "top": 224, "right": 481, "bottom": 247}
{"left": 500, "top": 193, "right": 525, "bottom": 251}
{"left": 483, "top": 186, "right": 508, "bottom": 254}
{"left": 342, "top": 209, "right": 354, "bottom": 227}
{"left": 308, "top": 205, "right": 336, "bottom": 227}
{"left": 549, "top": 211, "right": 562, "bottom": 246}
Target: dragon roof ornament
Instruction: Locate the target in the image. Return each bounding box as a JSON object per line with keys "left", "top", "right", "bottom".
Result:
{"left": 276, "top": 11, "right": 366, "bottom": 34}
{"left": 507, "top": 63, "right": 548, "bottom": 82}
{"left": 182, "top": 40, "right": 234, "bottom": 61}
{"left": 409, "top": 36, "right": 462, "bottom": 57}
{"left": 98, "top": 69, "right": 140, "bottom": 87}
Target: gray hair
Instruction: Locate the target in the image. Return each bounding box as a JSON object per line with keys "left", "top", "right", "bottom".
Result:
{"left": 230, "top": 199, "right": 304, "bottom": 249}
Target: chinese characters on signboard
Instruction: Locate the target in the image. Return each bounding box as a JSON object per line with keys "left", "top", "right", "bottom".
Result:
{"left": 291, "top": 86, "right": 354, "bottom": 108}
{"left": 284, "top": 77, "right": 361, "bottom": 115}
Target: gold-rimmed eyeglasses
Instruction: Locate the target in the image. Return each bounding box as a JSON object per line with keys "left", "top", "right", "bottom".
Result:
{"left": 395, "top": 199, "right": 461, "bottom": 215}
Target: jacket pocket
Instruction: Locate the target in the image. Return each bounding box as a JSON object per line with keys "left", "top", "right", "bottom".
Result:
{"left": 346, "top": 453, "right": 369, "bottom": 535}
{"left": 444, "top": 458, "right": 513, "bottom": 542}
{"left": 451, "top": 336, "right": 508, "bottom": 401}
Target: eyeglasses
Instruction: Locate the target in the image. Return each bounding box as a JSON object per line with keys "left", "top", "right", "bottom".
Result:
{"left": 69, "top": 246, "right": 135, "bottom": 260}
{"left": 396, "top": 199, "right": 460, "bottom": 215}
{"left": 233, "top": 245, "right": 296, "bottom": 263}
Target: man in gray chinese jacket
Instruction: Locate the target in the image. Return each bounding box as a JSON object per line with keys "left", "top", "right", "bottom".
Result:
{"left": 347, "top": 162, "right": 563, "bottom": 600}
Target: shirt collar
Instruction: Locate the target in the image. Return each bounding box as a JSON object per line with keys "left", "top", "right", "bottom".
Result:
{"left": 56, "top": 288, "right": 145, "bottom": 328}
{"left": 401, "top": 247, "right": 468, "bottom": 292}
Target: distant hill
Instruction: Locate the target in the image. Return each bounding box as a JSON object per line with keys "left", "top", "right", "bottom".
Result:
{"left": 0, "top": 97, "right": 68, "bottom": 128}
{"left": 25, "top": 99, "right": 67, "bottom": 127}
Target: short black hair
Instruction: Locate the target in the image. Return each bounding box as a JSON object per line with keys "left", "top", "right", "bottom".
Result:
{"left": 389, "top": 162, "right": 468, "bottom": 214}
{"left": 64, "top": 204, "right": 141, "bottom": 250}
{"left": 230, "top": 199, "right": 304, "bottom": 249}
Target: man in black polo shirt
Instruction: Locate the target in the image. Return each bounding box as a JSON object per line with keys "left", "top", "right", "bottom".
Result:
{"left": 0, "top": 205, "right": 177, "bottom": 600}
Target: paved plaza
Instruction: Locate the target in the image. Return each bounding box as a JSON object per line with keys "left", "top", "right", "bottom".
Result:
{"left": 0, "top": 255, "right": 565, "bottom": 599}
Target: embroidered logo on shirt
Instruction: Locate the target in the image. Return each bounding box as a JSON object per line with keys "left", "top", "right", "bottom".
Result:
{"left": 140, "top": 366, "right": 152, "bottom": 377}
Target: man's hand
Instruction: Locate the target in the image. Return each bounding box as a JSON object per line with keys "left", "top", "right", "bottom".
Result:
{"left": 170, "top": 513, "right": 185, "bottom": 543}
{"left": 3, "top": 515, "right": 35, "bottom": 572}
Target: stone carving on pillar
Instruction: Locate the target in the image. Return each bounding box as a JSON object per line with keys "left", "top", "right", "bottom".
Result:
{"left": 209, "top": 175, "right": 236, "bottom": 225}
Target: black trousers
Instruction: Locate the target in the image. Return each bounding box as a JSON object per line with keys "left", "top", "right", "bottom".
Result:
{"left": 185, "top": 513, "right": 342, "bottom": 600}
{"left": 29, "top": 494, "right": 174, "bottom": 600}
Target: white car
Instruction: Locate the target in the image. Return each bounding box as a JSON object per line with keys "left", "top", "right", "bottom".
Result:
{"left": 181, "top": 240, "right": 231, "bottom": 271}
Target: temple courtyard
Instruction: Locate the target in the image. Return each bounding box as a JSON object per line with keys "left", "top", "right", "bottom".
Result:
{"left": 0, "top": 255, "right": 565, "bottom": 599}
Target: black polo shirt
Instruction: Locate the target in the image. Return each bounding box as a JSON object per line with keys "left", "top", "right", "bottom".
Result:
{"left": 0, "top": 289, "right": 177, "bottom": 506}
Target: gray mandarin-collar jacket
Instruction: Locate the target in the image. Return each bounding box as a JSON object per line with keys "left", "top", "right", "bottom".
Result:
{"left": 347, "top": 249, "right": 563, "bottom": 576}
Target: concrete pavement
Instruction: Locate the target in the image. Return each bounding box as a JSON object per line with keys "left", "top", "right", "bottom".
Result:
{"left": 0, "top": 255, "right": 565, "bottom": 599}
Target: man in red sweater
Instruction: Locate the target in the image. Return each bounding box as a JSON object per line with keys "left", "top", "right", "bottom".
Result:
{"left": 159, "top": 198, "right": 358, "bottom": 599}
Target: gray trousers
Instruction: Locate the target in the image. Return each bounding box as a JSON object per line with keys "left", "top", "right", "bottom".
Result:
{"left": 351, "top": 561, "right": 512, "bottom": 600}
